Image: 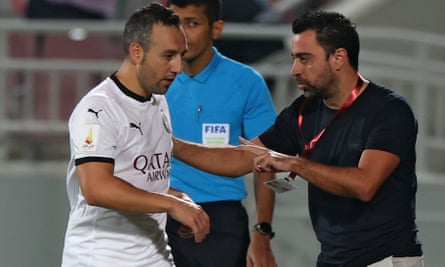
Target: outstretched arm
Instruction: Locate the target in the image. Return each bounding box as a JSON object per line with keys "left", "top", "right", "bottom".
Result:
{"left": 172, "top": 136, "right": 261, "bottom": 177}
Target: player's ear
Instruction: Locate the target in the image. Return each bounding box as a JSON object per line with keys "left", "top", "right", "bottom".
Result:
{"left": 129, "top": 43, "right": 144, "bottom": 64}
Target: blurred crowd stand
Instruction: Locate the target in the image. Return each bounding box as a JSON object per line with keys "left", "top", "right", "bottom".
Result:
{"left": 5, "top": 0, "right": 123, "bottom": 160}
{"left": 2, "top": 0, "right": 322, "bottom": 161}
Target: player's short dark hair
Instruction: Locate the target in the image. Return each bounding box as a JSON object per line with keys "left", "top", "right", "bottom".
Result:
{"left": 123, "top": 3, "right": 181, "bottom": 54}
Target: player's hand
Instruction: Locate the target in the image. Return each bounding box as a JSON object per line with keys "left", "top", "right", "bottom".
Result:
{"left": 247, "top": 231, "right": 277, "bottom": 267}
{"left": 168, "top": 198, "right": 210, "bottom": 243}
{"left": 177, "top": 224, "right": 194, "bottom": 239}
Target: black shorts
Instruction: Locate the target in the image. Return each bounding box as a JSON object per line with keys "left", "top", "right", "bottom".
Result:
{"left": 166, "top": 200, "right": 250, "bottom": 267}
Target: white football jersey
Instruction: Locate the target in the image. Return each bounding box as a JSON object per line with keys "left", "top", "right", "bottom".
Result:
{"left": 62, "top": 75, "right": 175, "bottom": 267}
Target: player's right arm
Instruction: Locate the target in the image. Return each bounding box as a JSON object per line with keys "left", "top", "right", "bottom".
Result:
{"left": 76, "top": 161, "right": 210, "bottom": 242}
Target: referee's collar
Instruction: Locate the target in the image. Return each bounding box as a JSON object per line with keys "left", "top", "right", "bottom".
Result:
{"left": 110, "top": 72, "right": 151, "bottom": 103}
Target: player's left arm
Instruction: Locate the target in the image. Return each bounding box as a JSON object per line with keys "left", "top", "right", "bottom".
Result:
{"left": 172, "top": 137, "right": 254, "bottom": 177}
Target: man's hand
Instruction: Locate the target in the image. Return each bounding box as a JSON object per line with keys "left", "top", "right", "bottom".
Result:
{"left": 238, "top": 137, "right": 298, "bottom": 174}
{"left": 247, "top": 231, "right": 277, "bottom": 267}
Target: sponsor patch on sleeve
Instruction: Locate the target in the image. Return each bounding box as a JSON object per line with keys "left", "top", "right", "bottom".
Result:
{"left": 80, "top": 124, "right": 100, "bottom": 152}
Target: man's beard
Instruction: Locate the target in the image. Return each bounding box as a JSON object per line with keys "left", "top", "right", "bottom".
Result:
{"left": 298, "top": 81, "right": 323, "bottom": 99}
{"left": 302, "top": 85, "right": 320, "bottom": 98}
{"left": 299, "top": 71, "right": 337, "bottom": 99}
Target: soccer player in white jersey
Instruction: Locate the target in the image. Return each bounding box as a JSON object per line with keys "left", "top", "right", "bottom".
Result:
{"left": 61, "top": 4, "right": 209, "bottom": 267}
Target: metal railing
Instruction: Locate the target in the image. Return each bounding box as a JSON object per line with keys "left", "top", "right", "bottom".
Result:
{"left": 0, "top": 18, "right": 445, "bottom": 175}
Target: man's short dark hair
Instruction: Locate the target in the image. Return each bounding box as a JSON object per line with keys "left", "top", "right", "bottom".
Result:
{"left": 292, "top": 11, "right": 360, "bottom": 70}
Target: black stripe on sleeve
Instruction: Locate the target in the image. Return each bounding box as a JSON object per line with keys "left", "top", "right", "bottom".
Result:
{"left": 75, "top": 157, "right": 114, "bottom": 166}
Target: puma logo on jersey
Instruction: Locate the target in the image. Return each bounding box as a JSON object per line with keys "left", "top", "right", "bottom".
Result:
{"left": 88, "top": 108, "right": 103, "bottom": 119}
{"left": 130, "top": 122, "right": 143, "bottom": 135}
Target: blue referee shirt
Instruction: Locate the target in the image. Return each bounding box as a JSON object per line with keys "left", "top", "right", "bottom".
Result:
{"left": 166, "top": 47, "right": 276, "bottom": 203}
